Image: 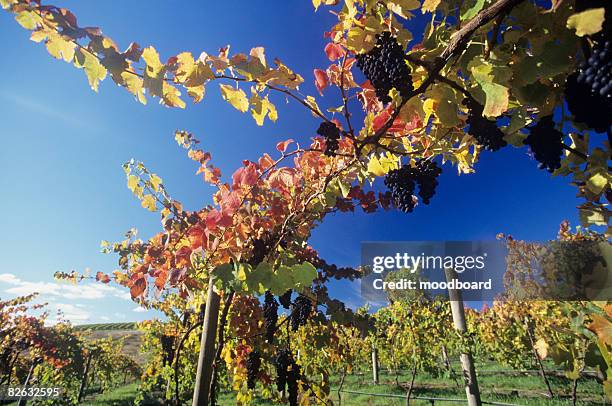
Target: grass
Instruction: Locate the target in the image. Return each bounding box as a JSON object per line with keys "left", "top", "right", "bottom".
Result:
{"left": 85, "top": 368, "right": 606, "bottom": 406}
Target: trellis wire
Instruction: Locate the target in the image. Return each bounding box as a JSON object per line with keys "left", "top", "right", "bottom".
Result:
{"left": 333, "top": 388, "right": 521, "bottom": 406}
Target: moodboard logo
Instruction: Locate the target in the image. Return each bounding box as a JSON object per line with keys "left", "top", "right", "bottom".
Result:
{"left": 360, "top": 240, "right": 612, "bottom": 302}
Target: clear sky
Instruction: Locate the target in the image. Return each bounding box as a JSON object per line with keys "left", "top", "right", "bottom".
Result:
{"left": 0, "top": 1, "right": 583, "bottom": 323}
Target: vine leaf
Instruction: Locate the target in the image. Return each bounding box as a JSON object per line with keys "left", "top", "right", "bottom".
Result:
{"left": 461, "top": 0, "right": 485, "bottom": 21}
{"left": 74, "top": 49, "right": 107, "bottom": 92}
{"left": 567, "top": 8, "right": 605, "bottom": 37}
{"left": 220, "top": 84, "right": 249, "bottom": 113}
{"left": 421, "top": 0, "right": 441, "bottom": 13}
{"left": 470, "top": 60, "right": 509, "bottom": 117}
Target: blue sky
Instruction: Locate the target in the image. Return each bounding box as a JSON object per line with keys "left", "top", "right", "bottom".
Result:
{"left": 0, "top": 1, "right": 582, "bottom": 323}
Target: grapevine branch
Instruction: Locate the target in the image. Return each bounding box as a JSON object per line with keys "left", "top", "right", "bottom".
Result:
{"left": 357, "top": 0, "right": 526, "bottom": 153}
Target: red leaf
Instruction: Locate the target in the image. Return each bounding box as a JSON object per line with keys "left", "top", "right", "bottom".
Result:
{"left": 314, "top": 69, "right": 329, "bottom": 95}
{"left": 95, "top": 272, "right": 110, "bottom": 284}
{"left": 130, "top": 277, "right": 147, "bottom": 299}
{"left": 276, "top": 139, "right": 294, "bottom": 153}
{"left": 325, "top": 43, "right": 345, "bottom": 61}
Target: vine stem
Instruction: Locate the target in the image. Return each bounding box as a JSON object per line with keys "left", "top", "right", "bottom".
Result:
{"left": 358, "top": 0, "right": 526, "bottom": 153}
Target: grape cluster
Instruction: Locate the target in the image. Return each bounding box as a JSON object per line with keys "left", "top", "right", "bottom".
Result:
{"left": 317, "top": 122, "right": 341, "bottom": 156}
{"left": 463, "top": 98, "right": 507, "bottom": 151}
{"left": 290, "top": 296, "right": 312, "bottom": 331}
{"left": 246, "top": 350, "right": 261, "bottom": 389}
{"left": 160, "top": 335, "right": 175, "bottom": 366}
{"left": 249, "top": 237, "right": 273, "bottom": 266}
{"left": 356, "top": 31, "right": 413, "bottom": 104}
{"left": 523, "top": 115, "right": 564, "bottom": 173}
{"left": 565, "top": 40, "right": 612, "bottom": 133}
{"left": 384, "top": 160, "right": 442, "bottom": 213}
{"left": 279, "top": 289, "right": 293, "bottom": 309}
{"left": 287, "top": 362, "right": 301, "bottom": 406}
{"left": 263, "top": 291, "right": 278, "bottom": 343}
{"left": 275, "top": 349, "right": 300, "bottom": 406}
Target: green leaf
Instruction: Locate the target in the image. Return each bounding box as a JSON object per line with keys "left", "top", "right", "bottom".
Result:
{"left": 290, "top": 262, "right": 318, "bottom": 288}
{"left": 567, "top": 8, "right": 605, "bottom": 37}
{"left": 246, "top": 262, "right": 273, "bottom": 294}
{"left": 461, "top": 0, "right": 485, "bottom": 21}
{"left": 470, "top": 60, "right": 509, "bottom": 117}
{"left": 220, "top": 84, "right": 249, "bottom": 113}
{"left": 270, "top": 265, "right": 295, "bottom": 295}
{"left": 212, "top": 263, "right": 235, "bottom": 288}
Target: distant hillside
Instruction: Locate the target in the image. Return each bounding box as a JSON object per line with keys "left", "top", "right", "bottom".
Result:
{"left": 75, "top": 322, "right": 146, "bottom": 364}
{"left": 74, "top": 322, "right": 138, "bottom": 331}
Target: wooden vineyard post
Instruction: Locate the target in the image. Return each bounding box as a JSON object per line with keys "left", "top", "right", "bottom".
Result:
{"left": 444, "top": 268, "right": 482, "bottom": 406}
{"left": 192, "top": 277, "right": 221, "bottom": 406}
{"left": 77, "top": 353, "right": 92, "bottom": 403}
{"left": 372, "top": 346, "right": 379, "bottom": 384}
{"left": 17, "top": 358, "right": 40, "bottom": 406}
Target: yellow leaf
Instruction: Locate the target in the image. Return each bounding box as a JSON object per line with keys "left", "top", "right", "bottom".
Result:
{"left": 150, "top": 174, "right": 162, "bottom": 192}
{"left": 175, "top": 52, "right": 214, "bottom": 87}
{"left": 587, "top": 173, "right": 608, "bottom": 194}
{"left": 121, "top": 72, "right": 146, "bottom": 104}
{"left": 387, "top": 0, "right": 420, "bottom": 19}
{"left": 186, "top": 85, "right": 205, "bottom": 103}
{"left": 567, "top": 8, "right": 605, "bottom": 37}
{"left": 219, "top": 84, "right": 249, "bottom": 112}
{"left": 249, "top": 91, "right": 277, "bottom": 126}
{"left": 423, "top": 98, "right": 436, "bottom": 125}
{"left": 312, "top": 0, "right": 322, "bottom": 10}
{"left": 304, "top": 96, "right": 322, "bottom": 117}
{"left": 422, "top": 0, "right": 441, "bottom": 13}
{"left": 162, "top": 82, "right": 186, "bottom": 108}
{"left": 367, "top": 155, "right": 386, "bottom": 177}
{"left": 74, "top": 49, "right": 107, "bottom": 92}
{"left": 534, "top": 338, "right": 548, "bottom": 360}
{"left": 142, "top": 46, "right": 164, "bottom": 77}
{"left": 127, "top": 175, "right": 139, "bottom": 193}
{"left": 15, "top": 11, "right": 39, "bottom": 30}
{"left": 45, "top": 31, "right": 76, "bottom": 62}
{"left": 141, "top": 194, "right": 157, "bottom": 212}
{"left": 249, "top": 91, "right": 267, "bottom": 126}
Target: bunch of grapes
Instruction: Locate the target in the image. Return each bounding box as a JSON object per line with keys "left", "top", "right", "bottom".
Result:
{"left": 287, "top": 362, "right": 301, "bottom": 406}
{"left": 415, "top": 160, "right": 443, "bottom": 204}
{"left": 523, "top": 115, "right": 564, "bottom": 173}
{"left": 384, "top": 160, "right": 442, "bottom": 213}
{"left": 290, "top": 296, "right": 312, "bottom": 331}
{"left": 565, "top": 40, "right": 612, "bottom": 133}
{"left": 275, "top": 349, "right": 300, "bottom": 406}
{"left": 263, "top": 291, "right": 278, "bottom": 343}
{"left": 249, "top": 237, "right": 273, "bottom": 266}
{"left": 160, "top": 335, "right": 175, "bottom": 366}
{"left": 316, "top": 122, "right": 341, "bottom": 156}
{"left": 463, "top": 98, "right": 507, "bottom": 151}
{"left": 246, "top": 350, "right": 261, "bottom": 389}
{"left": 279, "top": 289, "right": 293, "bottom": 309}
{"left": 274, "top": 349, "right": 292, "bottom": 392}
{"left": 356, "top": 31, "right": 413, "bottom": 104}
